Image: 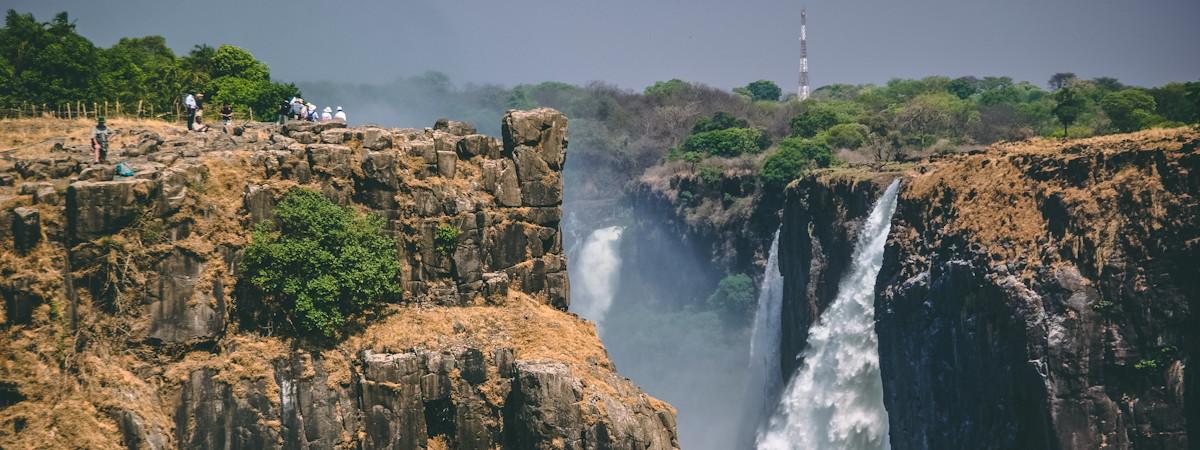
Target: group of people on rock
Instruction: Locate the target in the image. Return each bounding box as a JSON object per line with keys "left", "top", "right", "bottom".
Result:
{"left": 183, "top": 91, "right": 236, "bottom": 132}
{"left": 278, "top": 97, "right": 346, "bottom": 124}
{"left": 85, "top": 91, "right": 351, "bottom": 165}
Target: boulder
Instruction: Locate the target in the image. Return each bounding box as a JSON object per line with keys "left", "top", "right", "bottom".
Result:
{"left": 11, "top": 206, "right": 40, "bottom": 252}
{"left": 33, "top": 185, "right": 59, "bottom": 206}
{"left": 436, "top": 150, "right": 457, "bottom": 178}
{"left": 67, "top": 178, "right": 158, "bottom": 242}
{"left": 481, "top": 160, "right": 522, "bottom": 207}
{"left": 501, "top": 108, "right": 568, "bottom": 171}
{"left": 292, "top": 131, "right": 317, "bottom": 145}
{"left": 456, "top": 134, "right": 500, "bottom": 159}
{"left": 362, "top": 128, "right": 393, "bottom": 150}
{"left": 434, "top": 118, "right": 478, "bottom": 136}
{"left": 307, "top": 144, "right": 355, "bottom": 178}
{"left": 319, "top": 128, "right": 348, "bottom": 144}
{"left": 520, "top": 179, "right": 563, "bottom": 207}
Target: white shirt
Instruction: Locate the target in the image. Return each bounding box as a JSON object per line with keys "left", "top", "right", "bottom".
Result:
{"left": 334, "top": 111, "right": 347, "bottom": 121}
{"left": 184, "top": 94, "right": 197, "bottom": 110}
{"left": 321, "top": 112, "right": 333, "bottom": 121}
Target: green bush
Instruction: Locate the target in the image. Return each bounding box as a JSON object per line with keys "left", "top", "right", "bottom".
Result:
{"left": 1101, "top": 89, "right": 1159, "bottom": 132}
{"left": 707, "top": 273, "right": 757, "bottom": 321}
{"left": 682, "top": 127, "right": 770, "bottom": 157}
{"left": 821, "top": 123, "right": 870, "bottom": 149}
{"left": 241, "top": 188, "right": 400, "bottom": 339}
{"left": 434, "top": 224, "right": 461, "bottom": 255}
{"left": 760, "top": 137, "right": 834, "bottom": 187}
{"left": 692, "top": 111, "right": 749, "bottom": 134}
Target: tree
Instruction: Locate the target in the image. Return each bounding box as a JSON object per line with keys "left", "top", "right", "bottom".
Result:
{"left": 1048, "top": 72, "right": 1078, "bottom": 91}
{"left": 644, "top": 79, "right": 688, "bottom": 98}
{"left": 241, "top": 188, "right": 401, "bottom": 339}
{"left": 707, "top": 274, "right": 756, "bottom": 323}
{"left": 740, "top": 80, "right": 782, "bottom": 102}
{"left": 1092, "top": 77, "right": 1125, "bottom": 92}
{"left": 759, "top": 137, "right": 833, "bottom": 186}
{"left": 1149, "top": 82, "right": 1199, "bottom": 124}
{"left": 682, "top": 127, "right": 769, "bottom": 157}
{"left": 790, "top": 106, "right": 841, "bottom": 137}
{"left": 947, "top": 76, "right": 980, "bottom": 99}
{"left": 0, "top": 10, "right": 101, "bottom": 106}
{"left": 1101, "top": 89, "right": 1158, "bottom": 132}
{"left": 1052, "top": 86, "right": 1087, "bottom": 138}
{"left": 210, "top": 45, "right": 269, "bottom": 81}
{"left": 691, "top": 111, "right": 748, "bottom": 133}
{"left": 821, "top": 123, "right": 869, "bottom": 149}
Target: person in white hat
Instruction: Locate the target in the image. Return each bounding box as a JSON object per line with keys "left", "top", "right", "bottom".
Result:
{"left": 334, "top": 106, "right": 347, "bottom": 121}
{"left": 321, "top": 106, "right": 333, "bottom": 122}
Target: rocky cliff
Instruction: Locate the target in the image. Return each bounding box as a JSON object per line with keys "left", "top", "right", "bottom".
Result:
{"left": 780, "top": 128, "right": 1197, "bottom": 449}
{"left": 0, "top": 110, "right": 678, "bottom": 450}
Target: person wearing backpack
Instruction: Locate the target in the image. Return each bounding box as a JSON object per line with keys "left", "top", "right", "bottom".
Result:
{"left": 91, "top": 116, "right": 112, "bottom": 163}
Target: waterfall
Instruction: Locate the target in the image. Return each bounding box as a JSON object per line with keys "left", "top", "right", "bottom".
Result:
{"left": 572, "top": 226, "right": 624, "bottom": 332}
{"left": 756, "top": 179, "right": 901, "bottom": 450}
{"left": 743, "top": 229, "right": 784, "bottom": 434}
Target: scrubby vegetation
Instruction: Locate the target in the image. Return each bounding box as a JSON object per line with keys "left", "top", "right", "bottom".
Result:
{"left": 0, "top": 10, "right": 299, "bottom": 119}
{"left": 707, "top": 273, "right": 757, "bottom": 323}
{"left": 241, "top": 188, "right": 400, "bottom": 339}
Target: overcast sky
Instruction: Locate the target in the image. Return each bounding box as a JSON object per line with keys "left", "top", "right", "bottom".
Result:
{"left": 9, "top": 0, "right": 1200, "bottom": 92}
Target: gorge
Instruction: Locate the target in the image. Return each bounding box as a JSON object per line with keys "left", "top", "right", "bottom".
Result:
{"left": 0, "top": 111, "right": 1196, "bottom": 449}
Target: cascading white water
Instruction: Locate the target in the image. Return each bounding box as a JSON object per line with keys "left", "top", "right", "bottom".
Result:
{"left": 756, "top": 179, "right": 901, "bottom": 450}
{"left": 744, "top": 230, "right": 784, "bottom": 427}
{"left": 572, "top": 226, "right": 624, "bottom": 332}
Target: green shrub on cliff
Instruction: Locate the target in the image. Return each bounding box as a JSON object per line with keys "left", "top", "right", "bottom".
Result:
{"left": 241, "top": 188, "right": 400, "bottom": 339}
{"left": 759, "top": 137, "right": 834, "bottom": 187}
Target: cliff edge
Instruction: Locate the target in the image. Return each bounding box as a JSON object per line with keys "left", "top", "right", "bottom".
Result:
{"left": 0, "top": 110, "right": 679, "bottom": 450}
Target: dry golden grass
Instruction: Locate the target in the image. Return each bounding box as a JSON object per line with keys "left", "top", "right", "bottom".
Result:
{"left": 904, "top": 126, "right": 1197, "bottom": 274}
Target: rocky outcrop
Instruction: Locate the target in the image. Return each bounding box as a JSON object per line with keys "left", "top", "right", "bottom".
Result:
{"left": 0, "top": 111, "right": 678, "bottom": 450}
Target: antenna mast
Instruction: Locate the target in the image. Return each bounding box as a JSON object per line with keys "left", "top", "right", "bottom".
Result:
{"left": 799, "top": 8, "right": 810, "bottom": 100}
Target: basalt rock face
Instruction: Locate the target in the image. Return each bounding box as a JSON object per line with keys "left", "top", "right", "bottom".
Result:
{"left": 777, "top": 129, "right": 1197, "bottom": 449}
{"left": 0, "top": 111, "right": 678, "bottom": 450}
{"left": 876, "top": 130, "right": 1198, "bottom": 449}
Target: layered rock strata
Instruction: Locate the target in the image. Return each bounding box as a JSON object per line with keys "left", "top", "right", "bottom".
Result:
{"left": 0, "top": 110, "right": 678, "bottom": 450}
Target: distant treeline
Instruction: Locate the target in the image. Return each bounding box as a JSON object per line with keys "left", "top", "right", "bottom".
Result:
{"left": 0, "top": 10, "right": 298, "bottom": 120}
{"left": 306, "top": 72, "right": 1200, "bottom": 189}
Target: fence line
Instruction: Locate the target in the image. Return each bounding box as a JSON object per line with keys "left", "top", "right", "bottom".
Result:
{"left": 1, "top": 100, "right": 259, "bottom": 123}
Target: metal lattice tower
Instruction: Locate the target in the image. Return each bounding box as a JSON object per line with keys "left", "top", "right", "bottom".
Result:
{"left": 799, "top": 8, "right": 810, "bottom": 100}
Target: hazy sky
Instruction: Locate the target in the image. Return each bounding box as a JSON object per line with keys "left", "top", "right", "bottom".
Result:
{"left": 9, "top": 0, "right": 1200, "bottom": 91}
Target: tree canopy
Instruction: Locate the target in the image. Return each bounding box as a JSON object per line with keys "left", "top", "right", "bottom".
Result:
{"left": 0, "top": 10, "right": 298, "bottom": 119}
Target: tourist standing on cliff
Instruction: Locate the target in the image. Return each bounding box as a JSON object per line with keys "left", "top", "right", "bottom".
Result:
{"left": 277, "top": 100, "right": 291, "bottom": 124}
{"left": 334, "top": 106, "right": 346, "bottom": 122}
{"left": 183, "top": 92, "right": 198, "bottom": 130}
{"left": 91, "top": 116, "right": 111, "bottom": 163}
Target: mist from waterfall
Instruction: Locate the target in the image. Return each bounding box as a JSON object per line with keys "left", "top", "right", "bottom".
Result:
{"left": 571, "top": 226, "right": 625, "bottom": 332}
{"left": 742, "top": 229, "right": 784, "bottom": 438}
{"left": 757, "top": 179, "right": 901, "bottom": 450}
